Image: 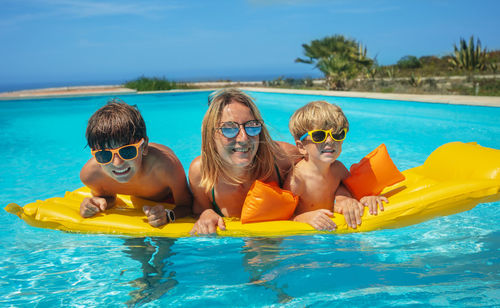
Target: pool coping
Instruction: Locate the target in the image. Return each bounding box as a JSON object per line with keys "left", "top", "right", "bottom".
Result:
{"left": 239, "top": 87, "right": 500, "bottom": 107}
{"left": 1, "top": 85, "right": 499, "bottom": 107}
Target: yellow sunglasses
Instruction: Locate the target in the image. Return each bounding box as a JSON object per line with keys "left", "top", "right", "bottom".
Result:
{"left": 91, "top": 139, "right": 144, "bottom": 165}
{"left": 300, "top": 128, "right": 347, "bottom": 143}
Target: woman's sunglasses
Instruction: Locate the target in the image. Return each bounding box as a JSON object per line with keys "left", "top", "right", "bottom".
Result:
{"left": 91, "top": 139, "right": 144, "bottom": 165}
{"left": 217, "top": 120, "right": 262, "bottom": 138}
{"left": 300, "top": 128, "right": 347, "bottom": 143}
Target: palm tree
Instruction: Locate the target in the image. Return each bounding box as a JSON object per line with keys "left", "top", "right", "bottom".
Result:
{"left": 449, "top": 36, "right": 488, "bottom": 72}
{"left": 295, "top": 35, "right": 373, "bottom": 89}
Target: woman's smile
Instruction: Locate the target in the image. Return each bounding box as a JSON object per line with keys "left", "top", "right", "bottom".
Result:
{"left": 216, "top": 101, "right": 260, "bottom": 168}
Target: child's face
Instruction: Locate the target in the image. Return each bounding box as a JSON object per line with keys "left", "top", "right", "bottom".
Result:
{"left": 214, "top": 101, "right": 260, "bottom": 168}
{"left": 299, "top": 130, "right": 343, "bottom": 164}
{"left": 99, "top": 139, "right": 146, "bottom": 183}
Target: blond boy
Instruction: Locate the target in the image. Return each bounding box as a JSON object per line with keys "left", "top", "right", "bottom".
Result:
{"left": 284, "top": 101, "right": 387, "bottom": 230}
{"left": 80, "top": 99, "right": 192, "bottom": 227}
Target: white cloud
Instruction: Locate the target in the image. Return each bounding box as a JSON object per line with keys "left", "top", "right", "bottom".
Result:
{"left": 1, "top": 0, "right": 183, "bottom": 27}
{"left": 45, "top": 0, "right": 183, "bottom": 18}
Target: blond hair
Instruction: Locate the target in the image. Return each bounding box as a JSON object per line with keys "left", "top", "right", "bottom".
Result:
{"left": 200, "top": 88, "right": 281, "bottom": 192}
{"left": 289, "top": 100, "right": 349, "bottom": 140}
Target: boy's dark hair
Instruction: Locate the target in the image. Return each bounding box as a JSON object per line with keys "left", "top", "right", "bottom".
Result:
{"left": 86, "top": 99, "right": 147, "bottom": 150}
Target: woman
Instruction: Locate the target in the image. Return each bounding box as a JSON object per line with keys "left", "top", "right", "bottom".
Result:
{"left": 189, "top": 88, "right": 298, "bottom": 234}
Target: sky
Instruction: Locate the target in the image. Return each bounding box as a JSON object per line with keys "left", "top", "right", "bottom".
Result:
{"left": 1, "top": 0, "right": 500, "bottom": 91}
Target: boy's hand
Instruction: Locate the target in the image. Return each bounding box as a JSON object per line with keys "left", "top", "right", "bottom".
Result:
{"left": 80, "top": 197, "right": 109, "bottom": 218}
{"left": 143, "top": 205, "right": 168, "bottom": 227}
{"left": 334, "top": 198, "right": 364, "bottom": 229}
{"left": 190, "top": 209, "right": 226, "bottom": 235}
{"left": 360, "top": 196, "right": 388, "bottom": 215}
{"left": 294, "top": 209, "right": 336, "bottom": 231}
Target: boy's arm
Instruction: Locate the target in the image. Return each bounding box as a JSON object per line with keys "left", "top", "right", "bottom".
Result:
{"left": 161, "top": 152, "right": 193, "bottom": 219}
{"left": 333, "top": 162, "right": 364, "bottom": 229}
{"left": 188, "top": 156, "right": 225, "bottom": 234}
{"left": 143, "top": 156, "right": 193, "bottom": 228}
{"left": 285, "top": 169, "right": 336, "bottom": 231}
{"left": 293, "top": 210, "right": 336, "bottom": 231}
{"left": 79, "top": 161, "right": 116, "bottom": 217}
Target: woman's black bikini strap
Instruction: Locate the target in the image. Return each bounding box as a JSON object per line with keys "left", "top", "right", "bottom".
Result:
{"left": 274, "top": 164, "right": 283, "bottom": 188}
{"left": 211, "top": 187, "right": 224, "bottom": 217}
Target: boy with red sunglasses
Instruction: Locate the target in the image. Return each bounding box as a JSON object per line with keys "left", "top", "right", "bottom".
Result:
{"left": 284, "top": 101, "right": 387, "bottom": 231}
{"left": 79, "top": 99, "right": 192, "bottom": 227}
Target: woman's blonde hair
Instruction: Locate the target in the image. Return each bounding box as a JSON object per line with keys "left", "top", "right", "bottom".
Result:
{"left": 289, "top": 100, "right": 349, "bottom": 140}
{"left": 200, "top": 88, "right": 281, "bottom": 192}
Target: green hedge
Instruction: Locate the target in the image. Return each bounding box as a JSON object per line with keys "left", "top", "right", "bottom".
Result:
{"left": 124, "top": 76, "right": 192, "bottom": 91}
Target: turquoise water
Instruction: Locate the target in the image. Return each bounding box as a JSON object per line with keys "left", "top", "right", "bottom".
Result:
{"left": 1, "top": 91, "right": 499, "bottom": 306}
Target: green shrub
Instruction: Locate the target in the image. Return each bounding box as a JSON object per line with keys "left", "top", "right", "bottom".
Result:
{"left": 124, "top": 76, "right": 192, "bottom": 91}
{"left": 477, "top": 78, "right": 500, "bottom": 96}
{"left": 264, "top": 76, "right": 316, "bottom": 88}
{"left": 449, "top": 78, "right": 500, "bottom": 96}
{"left": 397, "top": 55, "right": 421, "bottom": 69}
{"left": 409, "top": 73, "right": 422, "bottom": 87}
{"left": 449, "top": 36, "right": 488, "bottom": 72}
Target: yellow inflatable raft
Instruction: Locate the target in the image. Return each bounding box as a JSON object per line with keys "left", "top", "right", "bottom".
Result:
{"left": 5, "top": 142, "right": 500, "bottom": 237}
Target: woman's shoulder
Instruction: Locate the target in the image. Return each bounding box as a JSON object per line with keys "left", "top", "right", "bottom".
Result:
{"left": 189, "top": 155, "right": 202, "bottom": 168}
{"left": 275, "top": 141, "right": 302, "bottom": 164}
{"left": 274, "top": 141, "right": 302, "bottom": 170}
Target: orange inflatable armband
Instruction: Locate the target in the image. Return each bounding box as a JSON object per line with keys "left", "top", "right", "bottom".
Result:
{"left": 241, "top": 180, "right": 298, "bottom": 224}
{"left": 344, "top": 144, "right": 405, "bottom": 200}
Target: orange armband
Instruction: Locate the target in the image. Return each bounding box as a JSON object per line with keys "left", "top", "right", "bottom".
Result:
{"left": 241, "top": 180, "right": 298, "bottom": 224}
{"left": 344, "top": 144, "right": 405, "bottom": 200}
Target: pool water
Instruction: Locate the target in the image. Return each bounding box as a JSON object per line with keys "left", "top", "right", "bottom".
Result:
{"left": 1, "top": 91, "right": 499, "bottom": 307}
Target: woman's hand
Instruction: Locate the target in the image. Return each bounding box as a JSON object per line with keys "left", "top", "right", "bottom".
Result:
{"left": 360, "top": 196, "right": 388, "bottom": 215}
{"left": 294, "top": 209, "right": 336, "bottom": 231}
{"left": 190, "top": 209, "right": 226, "bottom": 235}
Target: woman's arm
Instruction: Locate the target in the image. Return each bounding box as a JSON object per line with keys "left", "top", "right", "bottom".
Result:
{"left": 188, "top": 156, "right": 226, "bottom": 234}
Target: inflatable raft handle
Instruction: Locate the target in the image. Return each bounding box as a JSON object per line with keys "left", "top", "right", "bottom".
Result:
{"left": 4, "top": 203, "right": 23, "bottom": 217}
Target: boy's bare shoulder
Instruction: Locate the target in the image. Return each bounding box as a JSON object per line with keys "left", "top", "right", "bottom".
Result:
{"left": 148, "top": 142, "right": 176, "bottom": 157}
{"left": 188, "top": 156, "right": 202, "bottom": 183}
{"left": 147, "top": 143, "right": 181, "bottom": 165}
{"left": 284, "top": 161, "right": 307, "bottom": 195}
{"left": 331, "top": 160, "right": 349, "bottom": 179}
{"left": 145, "top": 143, "right": 184, "bottom": 176}
{"left": 79, "top": 159, "right": 112, "bottom": 195}
{"left": 80, "top": 159, "right": 101, "bottom": 183}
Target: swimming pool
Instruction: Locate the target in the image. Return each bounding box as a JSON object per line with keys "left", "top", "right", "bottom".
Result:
{"left": 1, "top": 91, "right": 499, "bottom": 306}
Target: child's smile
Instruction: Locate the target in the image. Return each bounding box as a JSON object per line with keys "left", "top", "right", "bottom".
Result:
{"left": 112, "top": 166, "right": 131, "bottom": 176}
{"left": 104, "top": 160, "right": 137, "bottom": 183}
{"left": 308, "top": 140, "right": 342, "bottom": 164}
{"left": 320, "top": 143, "right": 337, "bottom": 153}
